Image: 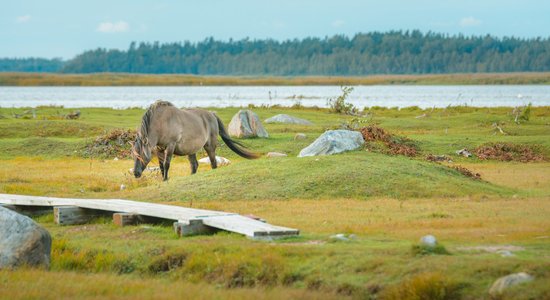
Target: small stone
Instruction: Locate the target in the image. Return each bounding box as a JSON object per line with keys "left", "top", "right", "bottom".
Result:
{"left": 496, "top": 250, "right": 515, "bottom": 257}
{"left": 420, "top": 235, "right": 437, "bottom": 247}
{"left": 266, "top": 152, "right": 287, "bottom": 158}
{"left": 294, "top": 133, "right": 307, "bottom": 140}
{"left": 120, "top": 184, "right": 126, "bottom": 191}
{"left": 330, "top": 233, "right": 350, "bottom": 241}
{"left": 265, "top": 114, "right": 313, "bottom": 125}
{"left": 198, "top": 156, "right": 231, "bottom": 166}
{"left": 456, "top": 148, "right": 472, "bottom": 157}
{"left": 489, "top": 272, "right": 533, "bottom": 296}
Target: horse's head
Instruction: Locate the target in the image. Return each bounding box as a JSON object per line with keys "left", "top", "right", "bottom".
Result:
{"left": 131, "top": 135, "right": 152, "bottom": 178}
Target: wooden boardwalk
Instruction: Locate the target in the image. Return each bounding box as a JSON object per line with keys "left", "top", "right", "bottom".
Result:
{"left": 0, "top": 193, "right": 299, "bottom": 238}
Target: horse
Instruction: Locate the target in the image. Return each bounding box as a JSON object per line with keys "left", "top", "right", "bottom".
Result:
{"left": 131, "top": 100, "right": 259, "bottom": 181}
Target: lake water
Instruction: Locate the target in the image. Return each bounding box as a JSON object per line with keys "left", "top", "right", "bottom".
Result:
{"left": 0, "top": 85, "right": 548, "bottom": 108}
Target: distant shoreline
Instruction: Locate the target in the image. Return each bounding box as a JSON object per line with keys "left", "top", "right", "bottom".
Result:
{"left": 1, "top": 72, "right": 550, "bottom": 86}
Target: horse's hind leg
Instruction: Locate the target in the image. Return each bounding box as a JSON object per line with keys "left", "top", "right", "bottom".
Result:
{"left": 188, "top": 154, "right": 199, "bottom": 174}
{"left": 204, "top": 142, "right": 218, "bottom": 169}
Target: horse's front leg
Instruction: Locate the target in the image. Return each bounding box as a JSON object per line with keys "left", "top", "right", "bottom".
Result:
{"left": 157, "top": 149, "right": 165, "bottom": 178}
{"left": 162, "top": 144, "right": 176, "bottom": 181}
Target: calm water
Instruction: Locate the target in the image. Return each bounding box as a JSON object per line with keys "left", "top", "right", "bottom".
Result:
{"left": 0, "top": 85, "right": 548, "bottom": 108}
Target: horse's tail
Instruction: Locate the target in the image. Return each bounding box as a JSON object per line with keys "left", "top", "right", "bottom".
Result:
{"left": 215, "top": 115, "right": 260, "bottom": 159}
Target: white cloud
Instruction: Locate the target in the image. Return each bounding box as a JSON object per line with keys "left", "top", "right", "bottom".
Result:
{"left": 459, "top": 16, "right": 482, "bottom": 27}
{"left": 96, "top": 21, "right": 129, "bottom": 33}
{"left": 16, "top": 15, "right": 31, "bottom": 23}
{"left": 332, "top": 20, "right": 345, "bottom": 28}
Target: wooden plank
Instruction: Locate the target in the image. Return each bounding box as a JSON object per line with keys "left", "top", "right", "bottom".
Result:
{"left": 200, "top": 215, "right": 299, "bottom": 237}
{"left": 0, "top": 193, "right": 299, "bottom": 238}
{"left": 113, "top": 213, "right": 139, "bottom": 226}
{"left": 173, "top": 219, "right": 219, "bottom": 237}
{"left": 54, "top": 206, "right": 112, "bottom": 225}
{"left": 1, "top": 204, "right": 52, "bottom": 217}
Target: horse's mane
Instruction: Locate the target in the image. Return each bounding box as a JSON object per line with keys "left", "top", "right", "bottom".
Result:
{"left": 139, "top": 100, "right": 174, "bottom": 138}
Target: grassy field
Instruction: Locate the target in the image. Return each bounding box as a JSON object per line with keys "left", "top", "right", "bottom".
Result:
{"left": 2, "top": 72, "right": 550, "bottom": 86}
{"left": 0, "top": 104, "right": 549, "bottom": 299}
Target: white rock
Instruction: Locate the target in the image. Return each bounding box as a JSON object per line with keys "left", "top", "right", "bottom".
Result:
{"left": 298, "top": 130, "right": 364, "bottom": 157}
{"left": 330, "top": 233, "right": 350, "bottom": 241}
{"left": 120, "top": 184, "right": 126, "bottom": 191}
{"left": 228, "top": 110, "right": 269, "bottom": 138}
{"left": 0, "top": 207, "right": 51, "bottom": 269}
{"left": 265, "top": 114, "right": 313, "bottom": 125}
{"left": 266, "top": 152, "right": 288, "bottom": 158}
{"left": 198, "top": 156, "right": 231, "bottom": 166}
{"left": 489, "top": 272, "right": 534, "bottom": 296}
{"left": 420, "top": 235, "right": 437, "bottom": 247}
{"left": 456, "top": 148, "right": 472, "bottom": 157}
{"left": 294, "top": 133, "right": 307, "bottom": 140}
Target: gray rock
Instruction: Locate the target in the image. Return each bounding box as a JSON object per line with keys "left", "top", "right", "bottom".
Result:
{"left": 456, "top": 148, "right": 472, "bottom": 157}
{"left": 420, "top": 235, "right": 437, "bottom": 247}
{"left": 294, "top": 133, "right": 307, "bottom": 140}
{"left": 298, "top": 130, "right": 364, "bottom": 157}
{"left": 330, "top": 233, "right": 349, "bottom": 241}
{"left": 265, "top": 114, "right": 313, "bottom": 125}
{"left": 266, "top": 152, "right": 288, "bottom": 158}
{"left": 497, "top": 250, "right": 515, "bottom": 257}
{"left": 228, "top": 110, "right": 269, "bottom": 138}
{"left": 489, "top": 272, "right": 534, "bottom": 296}
{"left": 0, "top": 206, "right": 51, "bottom": 269}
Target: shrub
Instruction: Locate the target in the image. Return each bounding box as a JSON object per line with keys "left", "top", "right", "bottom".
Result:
{"left": 327, "top": 86, "right": 358, "bottom": 115}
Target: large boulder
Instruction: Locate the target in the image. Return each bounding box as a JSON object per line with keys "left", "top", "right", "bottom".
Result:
{"left": 228, "top": 110, "right": 269, "bottom": 138}
{"left": 0, "top": 206, "right": 52, "bottom": 269}
{"left": 489, "top": 272, "right": 534, "bottom": 297}
{"left": 298, "top": 130, "right": 364, "bottom": 157}
{"left": 265, "top": 114, "right": 313, "bottom": 125}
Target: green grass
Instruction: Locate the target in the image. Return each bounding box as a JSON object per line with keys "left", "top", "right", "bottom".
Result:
{"left": 1, "top": 105, "right": 549, "bottom": 298}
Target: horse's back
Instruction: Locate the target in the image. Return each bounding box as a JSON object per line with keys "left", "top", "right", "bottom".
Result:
{"left": 155, "top": 107, "right": 218, "bottom": 155}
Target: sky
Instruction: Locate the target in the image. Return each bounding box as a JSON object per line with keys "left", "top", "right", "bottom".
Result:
{"left": 2, "top": 0, "right": 550, "bottom": 59}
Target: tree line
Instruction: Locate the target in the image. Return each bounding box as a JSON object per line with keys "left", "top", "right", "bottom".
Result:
{"left": 2, "top": 31, "right": 550, "bottom": 75}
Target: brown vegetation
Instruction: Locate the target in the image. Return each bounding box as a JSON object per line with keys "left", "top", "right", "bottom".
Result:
{"left": 359, "top": 125, "right": 418, "bottom": 157}
{"left": 84, "top": 129, "right": 137, "bottom": 158}
{"left": 2, "top": 72, "right": 550, "bottom": 86}
{"left": 474, "top": 142, "right": 545, "bottom": 162}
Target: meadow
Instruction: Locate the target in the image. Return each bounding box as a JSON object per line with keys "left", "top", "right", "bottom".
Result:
{"left": 0, "top": 103, "right": 549, "bottom": 299}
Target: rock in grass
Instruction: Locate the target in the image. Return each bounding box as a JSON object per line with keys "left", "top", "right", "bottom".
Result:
{"left": 198, "top": 156, "right": 231, "bottom": 166}
{"left": 0, "top": 206, "right": 51, "bottom": 269}
{"left": 266, "top": 152, "right": 288, "bottom": 158}
{"left": 265, "top": 114, "right": 313, "bottom": 125}
{"left": 228, "top": 110, "right": 269, "bottom": 138}
{"left": 298, "top": 130, "right": 364, "bottom": 157}
{"left": 420, "top": 235, "right": 437, "bottom": 247}
{"left": 489, "top": 272, "right": 534, "bottom": 296}
{"left": 456, "top": 148, "right": 472, "bottom": 157}
{"left": 294, "top": 133, "right": 307, "bottom": 140}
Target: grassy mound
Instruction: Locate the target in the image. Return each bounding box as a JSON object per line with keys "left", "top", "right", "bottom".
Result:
{"left": 129, "top": 152, "right": 512, "bottom": 202}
